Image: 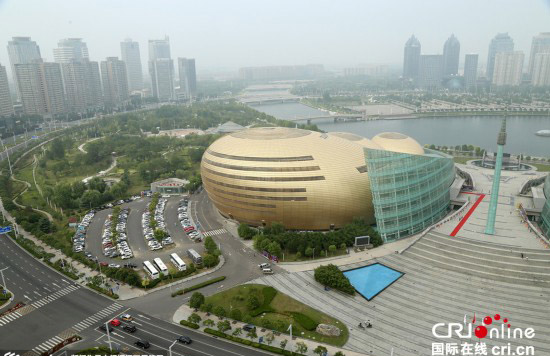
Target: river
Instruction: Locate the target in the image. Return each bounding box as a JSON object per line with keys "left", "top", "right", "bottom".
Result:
{"left": 251, "top": 102, "right": 550, "bottom": 157}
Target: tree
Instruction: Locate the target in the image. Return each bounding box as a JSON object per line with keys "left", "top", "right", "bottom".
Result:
{"left": 232, "top": 327, "right": 243, "bottom": 337}
{"left": 246, "top": 329, "right": 257, "bottom": 341}
{"left": 247, "top": 295, "right": 260, "bottom": 310}
{"left": 217, "top": 320, "right": 231, "bottom": 333}
{"left": 340, "top": 242, "right": 347, "bottom": 250}
{"left": 189, "top": 292, "right": 205, "bottom": 309}
{"left": 50, "top": 138, "right": 65, "bottom": 159}
{"left": 230, "top": 308, "right": 242, "bottom": 321}
{"left": 81, "top": 190, "right": 102, "bottom": 208}
{"left": 199, "top": 302, "right": 213, "bottom": 313}
{"left": 213, "top": 305, "right": 226, "bottom": 318}
{"left": 38, "top": 217, "right": 51, "bottom": 233}
{"left": 203, "top": 254, "right": 219, "bottom": 268}
{"left": 203, "top": 319, "right": 215, "bottom": 327}
{"left": 328, "top": 245, "right": 337, "bottom": 255}
{"left": 204, "top": 236, "right": 217, "bottom": 254}
{"left": 314, "top": 264, "right": 355, "bottom": 295}
{"left": 334, "top": 352, "right": 346, "bottom": 356}
{"left": 295, "top": 341, "right": 308, "bottom": 354}
{"left": 188, "top": 313, "right": 201, "bottom": 324}
{"left": 305, "top": 246, "right": 314, "bottom": 257}
{"left": 265, "top": 332, "right": 275, "bottom": 345}
{"left": 280, "top": 339, "right": 288, "bottom": 350}
{"left": 238, "top": 223, "right": 255, "bottom": 239}
{"left": 267, "top": 241, "right": 282, "bottom": 258}
{"left": 314, "top": 345, "right": 328, "bottom": 355}
{"left": 88, "top": 177, "right": 107, "bottom": 193}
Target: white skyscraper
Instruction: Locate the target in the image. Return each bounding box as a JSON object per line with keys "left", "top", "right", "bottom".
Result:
{"left": 0, "top": 64, "right": 14, "bottom": 117}
{"left": 7, "top": 36, "right": 42, "bottom": 99}
{"left": 101, "top": 57, "right": 129, "bottom": 107}
{"left": 528, "top": 32, "right": 550, "bottom": 78}
{"left": 492, "top": 51, "right": 524, "bottom": 86}
{"left": 53, "top": 38, "right": 89, "bottom": 63}
{"left": 120, "top": 39, "right": 144, "bottom": 91}
{"left": 61, "top": 60, "right": 103, "bottom": 113}
{"left": 178, "top": 58, "right": 196, "bottom": 98}
{"left": 148, "top": 37, "right": 174, "bottom": 101}
{"left": 486, "top": 33, "right": 514, "bottom": 80}
{"left": 531, "top": 53, "right": 550, "bottom": 87}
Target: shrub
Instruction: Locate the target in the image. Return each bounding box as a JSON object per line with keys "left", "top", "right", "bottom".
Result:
{"left": 188, "top": 313, "right": 201, "bottom": 324}
{"left": 247, "top": 295, "right": 260, "bottom": 310}
{"left": 230, "top": 308, "right": 242, "bottom": 321}
{"left": 314, "top": 264, "right": 355, "bottom": 295}
{"left": 217, "top": 320, "right": 231, "bottom": 332}
{"left": 199, "top": 302, "right": 213, "bottom": 313}
{"left": 189, "top": 292, "right": 205, "bottom": 308}
{"left": 179, "top": 320, "right": 200, "bottom": 329}
{"left": 203, "top": 319, "right": 215, "bottom": 327}
{"left": 289, "top": 312, "right": 318, "bottom": 331}
{"left": 183, "top": 276, "right": 225, "bottom": 293}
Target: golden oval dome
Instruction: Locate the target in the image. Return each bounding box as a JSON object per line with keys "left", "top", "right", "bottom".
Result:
{"left": 329, "top": 132, "right": 382, "bottom": 149}
{"left": 372, "top": 132, "right": 425, "bottom": 155}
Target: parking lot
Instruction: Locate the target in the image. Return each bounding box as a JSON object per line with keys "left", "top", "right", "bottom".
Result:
{"left": 82, "top": 195, "right": 205, "bottom": 273}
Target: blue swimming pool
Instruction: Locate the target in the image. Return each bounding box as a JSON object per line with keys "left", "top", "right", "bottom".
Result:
{"left": 343, "top": 263, "right": 404, "bottom": 300}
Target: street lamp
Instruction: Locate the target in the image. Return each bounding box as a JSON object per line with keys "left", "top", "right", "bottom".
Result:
{"left": 168, "top": 339, "right": 178, "bottom": 356}
{"left": 0, "top": 267, "right": 9, "bottom": 292}
{"left": 105, "top": 320, "right": 113, "bottom": 352}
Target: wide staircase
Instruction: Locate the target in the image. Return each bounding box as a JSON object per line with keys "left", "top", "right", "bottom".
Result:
{"left": 254, "top": 232, "right": 550, "bottom": 355}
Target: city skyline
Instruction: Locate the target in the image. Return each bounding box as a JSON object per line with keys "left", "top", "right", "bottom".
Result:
{"left": 0, "top": 0, "right": 549, "bottom": 75}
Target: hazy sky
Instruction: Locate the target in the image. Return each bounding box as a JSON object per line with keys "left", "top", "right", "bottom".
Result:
{"left": 1, "top": 0, "right": 549, "bottom": 76}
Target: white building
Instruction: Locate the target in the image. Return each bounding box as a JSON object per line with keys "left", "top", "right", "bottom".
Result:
{"left": 7, "top": 37, "right": 42, "bottom": 99}
{"left": 149, "top": 58, "right": 174, "bottom": 101}
{"left": 53, "top": 38, "right": 89, "bottom": 63}
{"left": 528, "top": 32, "right": 550, "bottom": 77}
{"left": 101, "top": 57, "right": 129, "bottom": 108}
{"left": 531, "top": 53, "right": 550, "bottom": 87}
{"left": 0, "top": 64, "right": 14, "bottom": 117}
{"left": 120, "top": 39, "right": 143, "bottom": 91}
{"left": 492, "top": 51, "right": 524, "bottom": 86}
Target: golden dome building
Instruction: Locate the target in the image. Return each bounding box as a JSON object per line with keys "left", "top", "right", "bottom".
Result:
{"left": 201, "top": 127, "right": 455, "bottom": 241}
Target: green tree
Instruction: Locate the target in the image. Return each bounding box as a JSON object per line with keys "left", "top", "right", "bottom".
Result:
{"left": 230, "top": 308, "right": 242, "bottom": 321}
{"left": 38, "top": 217, "right": 51, "bottom": 233}
{"left": 265, "top": 332, "right": 275, "bottom": 345}
{"left": 50, "top": 138, "right": 65, "bottom": 159}
{"left": 232, "top": 327, "right": 242, "bottom": 337}
{"left": 305, "top": 246, "right": 314, "bottom": 257}
{"left": 81, "top": 190, "right": 102, "bottom": 208}
{"left": 217, "top": 320, "right": 231, "bottom": 332}
{"left": 187, "top": 313, "right": 201, "bottom": 324}
{"left": 295, "top": 341, "right": 308, "bottom": 354}
{"left": 267, "top": 241, "right": 282, "bottom": 258}
{"left": 203, "top": 319, "right": 215, "bottom": 327}
{"left": 203, "top": 254, "right": 219, "bottom": 268}
{"left": 328, "top": 244, "right": 337, "bottom": 255}
{"left": 246, "top": 329, "right": 258, "bottom": 341}
{"left": 280, "top": 339, "right": 288, "bottom": 350}
{"left": 314, "top": 264, "right": 355, "bottom": 295}
{"left": 238, "top": 223, "right": 255, "bottom": 239}
{"left": 314, "top": 345, "right": 328, "bottom": 355}
{"left": 189, "top": 292, "right": 205, "bottom": 309}
{"left": 247, "top": 295, "right": 260, "bottom": 310}
{"left": 88, "top": 177, "right": 107, "bottom": 193}
{"left": 213, "top": 305, "right": 226, "bottom": 318}
{"left": 199, "top": 302, "right": 213, "bottom": 313}
{"left": 334, "top": 352, "right": 346, "bottom": 356}
{"left": 204, "top": 235, "right": 217, "bottom": 254}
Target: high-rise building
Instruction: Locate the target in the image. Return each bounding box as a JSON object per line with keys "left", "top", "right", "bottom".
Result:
{"left": 531, "top": 53, "right": 550, "bottom": 87}
{"left": 61, "top": 60, "right": 103, "bottom": 113}
{"left": 120, "top": 39, "right": 143, "bottom": 92}
{"left": 463, "top": 54, "right": 479, "bottom": 90}
{"left": 53, "top": 38, "right": 89, "bottom": 63}
{"left": 100, "top": 57, "right": 129, "bottom": 107}
{"left": 0, "top": 64, "right": 14, "bottom": 117}
{"left": 178, "top": 58, "right": 196, "bottom": 98}
{"left": 442, "top": 34, "right": 460, "bottom": 76}
{"left": 148, "top": 37, "right": 174, "bottom": 101}
{"left": 486, "top": 33, "right": 514, "bottom": 80}
{"left": 7, "top": 37, "right": 42, "bottom": 99}
{"left": 403, "top": 35, "right": 421, "bottom": 80}
{"left": 14, "top": 61, "right": 66, "bottom": 117}
{"left": 418, "top": 55, "right": 443, "bottom": 90}
{"left": 492, "top": 51, "right": 524, "bottom": 86}
{"left": 528, "top": 33, "right": 550, "bottom": 78}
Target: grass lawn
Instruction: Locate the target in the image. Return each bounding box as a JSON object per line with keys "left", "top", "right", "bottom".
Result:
{"left": 453, "top": 156, "right": 473, "bottom": 164}
{"left": 204, "top": 284, "right": 349, "bottom": 346}
{"left": 530, "top": 163, "right": 550, "bottom": 172}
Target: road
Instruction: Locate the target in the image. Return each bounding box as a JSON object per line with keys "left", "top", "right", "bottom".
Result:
{"left": 0, "top": 231, "right": 272, "bottom": 356}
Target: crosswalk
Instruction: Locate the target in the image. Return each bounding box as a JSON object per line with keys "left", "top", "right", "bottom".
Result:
{"left": 71, "top": 302, "right": 125, "bottom": 332}
{"left": 202, "top": 228, "right": 227, "bottom": 237}
{"left": 31, "top": 284, "right": 80, "bottom": 308}
{"left": 0, "top": 311, "right": 22, "bottom": 326}
{"left": 31, "top": 335, "right": 64, "bottom": 354}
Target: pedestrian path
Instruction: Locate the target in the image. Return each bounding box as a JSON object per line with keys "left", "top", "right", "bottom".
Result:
{"left": 31, "top": 335, "right": 64, "bottom": 354}
{"left": 0, "top": 311, "right": 22, "bottom": 326}
{"left": 71, "top": 302, "right": 125, "bottom": 332}
{"left": 30, "top": 284, "right": 80, "bottom": 308}
{"left": 202, "top": 228, "right": 227, "bottom": 237}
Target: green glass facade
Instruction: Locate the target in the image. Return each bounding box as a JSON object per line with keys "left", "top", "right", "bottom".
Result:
{"left": 541, "top": 174, "right": 550, "bottom": 238}
{"left": 364, "top": 148, "right": 455, "bottom": 242}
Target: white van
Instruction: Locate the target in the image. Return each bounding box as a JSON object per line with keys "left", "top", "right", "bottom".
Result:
{"left": 262, "top": 268, "right": 273, "bottom": 274}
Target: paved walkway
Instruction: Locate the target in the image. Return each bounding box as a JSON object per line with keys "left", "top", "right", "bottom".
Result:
{"left": 77, "top": 137, "right": 100, "bottom": 154}
{"left": 173, "top": 304, "right": 365, "bottom": 356}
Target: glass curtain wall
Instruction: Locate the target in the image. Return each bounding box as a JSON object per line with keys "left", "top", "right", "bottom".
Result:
{"left": 541, "top": 174, "right": 550, "bottom": 238}
{"left": 365, "top": 148, "right": 455, "bottom": 242}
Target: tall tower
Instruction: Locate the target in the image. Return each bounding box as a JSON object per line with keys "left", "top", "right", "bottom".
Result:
{"left": 486, "top": 33, "right": 514, "bottom": 80}
{"left": 463, "top": 54, "right": 479, "bottom": 90}
{"left": 484, "top": 118, "right": 507, "bottom": 235}
{"left": 442, "top": 34, "right": 460, "bottom": 76}
{"left": 403, "top": 35, "right": 421, "bottom": 80}
{"left": 120, "top": 39, "right": 143, "bottom": 91}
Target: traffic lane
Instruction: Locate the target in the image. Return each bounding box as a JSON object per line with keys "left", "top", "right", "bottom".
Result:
{"left": 0, "top": 235, "right": 76, "bottom": 300}
{"left": 0, "top": 287, "right": 114, "bottom": 350}
{"left": 110, "top": 311, "right": 272, "bottom": 356}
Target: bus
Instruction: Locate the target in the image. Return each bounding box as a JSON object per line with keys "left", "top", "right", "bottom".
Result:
{"left": 187, "top": 249, "right": 202, "bottom": 265}
{"left": 143, "top": 260, "right": 159, "bottom": 279}
{"left": 170, "top": 253, "right": 187, "bottom": 271}
{"left": 153, "top": 257, "right": 168, "bottom": 274}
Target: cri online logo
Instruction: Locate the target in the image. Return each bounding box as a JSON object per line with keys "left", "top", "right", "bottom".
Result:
{"left": 432, "top": 313, "right": 536, "bottom": 340}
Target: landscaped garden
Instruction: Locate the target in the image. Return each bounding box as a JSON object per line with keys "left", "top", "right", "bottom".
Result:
{"left": 195, "top": 284, "right": 349, "bottom": 347}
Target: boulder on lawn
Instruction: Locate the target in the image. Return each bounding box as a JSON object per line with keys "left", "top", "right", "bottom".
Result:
{"left": 316, "top": 323, "right": 341, "bottom": 336}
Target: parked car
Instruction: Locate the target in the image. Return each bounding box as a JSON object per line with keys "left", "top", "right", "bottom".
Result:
{"left": 243, "top": 324, "right": 256, "bottom": 332}
{"left": 123, "top": 325, "right": 137, "bottom": 333}
{"left": 110, "top": 319, "right": 121, "bottom": 326}
{"left": 100, "top": 324, "right": 114, "bottom": 333}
